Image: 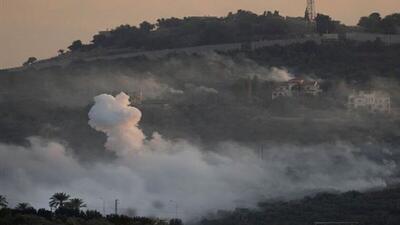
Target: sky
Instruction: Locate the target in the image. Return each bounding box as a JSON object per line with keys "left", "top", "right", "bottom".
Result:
{"left": 1, "top": 0, "right": 399, "bottom": 69}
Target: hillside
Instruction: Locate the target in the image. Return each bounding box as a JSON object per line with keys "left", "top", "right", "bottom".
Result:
{"left": 1, "top": 9, "right": 400, "bottom": 224}
{"left": 200, "top": 186, "right": 400, "bottom": 225}
{"left": 1, "top": 41, "right": 399, "bottom": 158}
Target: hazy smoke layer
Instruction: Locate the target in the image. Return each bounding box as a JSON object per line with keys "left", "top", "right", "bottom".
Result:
{"left": 0, "top": 93, "right": 395, "bottom": 220}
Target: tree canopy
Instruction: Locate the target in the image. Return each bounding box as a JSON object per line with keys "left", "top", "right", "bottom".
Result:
{"left": 358, "top": 12, "right": 400, "bottom": 34}
{"left": 77, "top": 10, "right": 315, "bottom": 52}
{"left": 65, "top": 198, "right": 87, "bottom": 210}
{"left": 0, "top": 195, "right": 8, "bottom": 208}
{"left": 68, "top": 40, "right": 84, "bottom": 51}
{"left": 315, "top": 13, "right": 337, "bottom": 34}
{"left": 49, "top": 192, "right": 70, "bottom": 209}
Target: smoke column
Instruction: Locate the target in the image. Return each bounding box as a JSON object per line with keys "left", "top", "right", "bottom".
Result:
{"left": 88, "top": 93, "right": 145, "bottom": 157}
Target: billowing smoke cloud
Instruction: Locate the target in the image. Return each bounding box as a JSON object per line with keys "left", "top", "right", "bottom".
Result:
{"left": 88, "top": 93, "right": 145, "bottom": 156}
{"left": 160, "top": 52, "right": 295, "bottom": 83}
{"left": 0, "top": 92, "right": 395, "bottom": 220}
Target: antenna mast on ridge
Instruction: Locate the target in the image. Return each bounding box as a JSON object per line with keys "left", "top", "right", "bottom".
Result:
{"left": 305, "top": 0, "right": 317, "bottom": 22}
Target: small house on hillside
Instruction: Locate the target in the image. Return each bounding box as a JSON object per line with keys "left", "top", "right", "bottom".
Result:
{"left": 272, "top": 78, "right": 322, "bottom": 99}
{"left": 348, "top": 91, "right": 391, "bottom": 114}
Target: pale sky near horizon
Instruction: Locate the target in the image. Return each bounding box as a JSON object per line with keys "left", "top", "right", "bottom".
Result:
{"left": 1, "top": 0, "right": 399, "bottom": 69}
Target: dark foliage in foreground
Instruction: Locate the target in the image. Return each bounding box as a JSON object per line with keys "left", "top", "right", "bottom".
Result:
{"left": 0, "top": 207, "right": 180, "bottom": 225}
{"left": 200, "top": 187, "right": 400, "bottom": 225}
{"left": 0, "top": 193, "right": 180, "bottom": 225}
{"left": 3, "top": 187, "right": 400, "bottom": 225}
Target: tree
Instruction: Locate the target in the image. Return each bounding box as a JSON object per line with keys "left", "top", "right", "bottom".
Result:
{"left": 169, "top": 218, "right": 183, "bottom": 225}
{"left": 358, "top": 13, "right": 400, "bottom": 34}
{"left": 92, "top": 34, "right": 108, "bottom": 47}
{"left": 15, "top": 203, "right": 31, "bottom": 211}
{"left": 381, "top": 13, "right": 400, "bottom": 34}
{"left": 358, "top": 12, "right": 382, "bottom": 32}
{"left": 49, "top": 192, "right": 70, "bottom": 210}
{"left": 37, "top": 208, "right": 53, "bottom": 219}
{"left": 0, "top": 195, "right": 8, "bottom": 208}
{"left": 68, "top": 40, "right": 83, "bottom": 51}
{"left": 23, "top": 57, "right": 37, "bottom": 66}
{"left": 85, "top": 210, "right": 103, "bottom": 220}
{"left": 58, "top": 49, "right": 65, "bottom": 55}
{"left": 15, "top": 202, "right": 36, "bottom": 214}
{"left": 315, "top": 13, "right": 336, "bottom": 34}
{"left": 139, "top": 21, "right": 155, "bottom": 32}
{"left": 65, "top": 198, "right": 87, "bottom": 210}
{"left": 381, "top": 18, "right": 396, "bottom": 34}
{"left": 156, "top": 17, "right": 182, "bottom": 29}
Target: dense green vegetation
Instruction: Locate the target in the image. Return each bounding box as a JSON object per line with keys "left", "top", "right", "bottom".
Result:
{"left": 315, "top": 14, "right": 338, "bottom": 34}
{"left": 67, "top": 10, "right": 316, "bottom": 52}
{"left": 247, "top": 39, "right": 400, "bottom": 81}
{"left": 358, "top": 13, "right": 400, "bottom": 34}
{"left": 0, "top": 194, "right": 182, "bottom": 225}
{"left": 200, "top": 187, "right": 400, "bottom": 225}
{"left": 62, "top": 10, "right": 400, "bottom": 54}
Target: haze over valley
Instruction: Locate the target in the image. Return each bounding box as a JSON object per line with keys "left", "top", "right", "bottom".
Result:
{"left": 1, "top": 1, "right": 400, "bottom": 225}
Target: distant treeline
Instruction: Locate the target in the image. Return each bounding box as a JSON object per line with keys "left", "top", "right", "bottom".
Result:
{"left": 66, "top": 10, "right": 314, "bottom": 52}
{"left": 358, "top": 13, "right": 400, "bottom": 34}
{"left": 64, "top": 10, "right": 400, "bottom": 54}
{"left": 200, "top": 187, "right": 400, "bottom": 225}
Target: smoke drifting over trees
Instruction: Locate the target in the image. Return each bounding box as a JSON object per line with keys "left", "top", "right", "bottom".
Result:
{"left": 1, "top": 42, "right": 400, "bottom": 220}
{"left": 0, "top": 92, "right": 395, "bottom": 220}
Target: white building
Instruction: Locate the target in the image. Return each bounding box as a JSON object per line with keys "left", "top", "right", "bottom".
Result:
{"left": 302, "top": 80, "right": 323, "bottom": 96}
{"left": 272, "top": 78, "right": 322, "bottom": 99}
{"left": 348, "top": 91, "right": 391, "bottom": 113}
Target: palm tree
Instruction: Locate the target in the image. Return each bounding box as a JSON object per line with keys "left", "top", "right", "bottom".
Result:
{"left": 49, "top": 192, "right": 70, "bottom": 210}
{"left": 0, "top": 195, "right": 8, "bottom": 208}
{"left": 15, "top": 202, "right": 31, "bottom": 211}
{"left": 65, "top": 198, "right": 87, "bottom": 210}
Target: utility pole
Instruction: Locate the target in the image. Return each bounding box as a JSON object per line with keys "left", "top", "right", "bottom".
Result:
{"left": 259, "top": 144, "right": 264, "bottom": 160}
{"left": 169, "top": 200, "right": 178, "bottom": 218}
{"left": 114, "top": 199, "right": 119, "bottom": 215}
{"left": 100, "top": 198, "right": 106, "bottom": 215}
{"left": 103, "top": 200, "right": 106, "bottom": 216}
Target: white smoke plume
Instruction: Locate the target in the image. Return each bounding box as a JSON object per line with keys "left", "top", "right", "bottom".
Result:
{"left": 247, "top": 66, "right": 294, "bottom": 82}
{"left": 88, "top": 93, "right": 145, "bottom": 157}
{"left": 195, "top": 86, "right": 219, "bottom": 94}
{"left": 0, "top": 92, "right": 396, "bottom": 220}
{"left": 168, "top": 88, "right": 184, "bottom": 95}
{"left": 267, "top": 67, "right": 295, "bottom": 81}
{"left": 162, "top": 52, "right": 294, "bottom": 82}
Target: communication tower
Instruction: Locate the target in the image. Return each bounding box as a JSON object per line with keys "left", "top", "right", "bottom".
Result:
{"left": 305, "top": 0, "right": 317, "bottom": 22}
